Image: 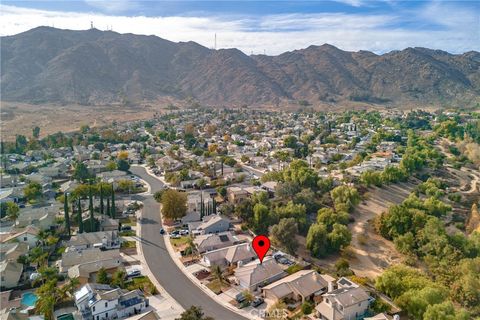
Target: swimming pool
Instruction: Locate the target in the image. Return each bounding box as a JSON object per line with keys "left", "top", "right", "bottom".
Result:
{"left": 21, "top": 292, "right": 38, "bottom": 307}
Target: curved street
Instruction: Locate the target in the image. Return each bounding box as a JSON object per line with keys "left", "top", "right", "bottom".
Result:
{"left": 130, "top": 166, "right": 247, "bottom": 320}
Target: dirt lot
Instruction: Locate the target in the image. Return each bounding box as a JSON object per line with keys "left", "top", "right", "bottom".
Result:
{"left": 348, "top": 182, "right": 416, "bottom": 279}
{"left": 0, "top": 101, "right": 172, "bottom": 140}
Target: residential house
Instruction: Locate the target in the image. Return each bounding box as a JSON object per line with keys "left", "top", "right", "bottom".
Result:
{"left": 188, "top": 215, "right": 230, "bottom": 236}
{"left": 67, "top": 231, "right": 120, "bottom": 251}
{"left": 262, "top": 270, "right": 335, "bottom": 303}
{"left": 194, "top": 231, "right": 237, "bottom": 253}
{"left": 0, "top": 243, "right": 29, "bottom": 263}
{"left": 74, "top": 283, "right": 148, "bottom": 320}
{"left": 2, "top": 225, "right": 39, "bottom": 248}
{"left": 202, "top": 243, "right": 256, "bottom": 268}
{"left": 365, "top": 313, "right": 395, "bottom": 320}
{"left": 68, "top": 257, "right": 124, "bottom": 285}
{"left": 315, "top": 278, "right": 371, "bottom": 320}
{"left": 16, "top": 205, "right": 59, "bottom": 229}
{"left": 0, "top": 261, "right": 23, "bottom": 289}
{"left": 57, "top": 248, "right": 121, "bottom": 273}
{"left": 227, "top": 187, "right": 249, "bottom": 204}
{"left": 234, "top": 257, "right": 287, "bottom": 292}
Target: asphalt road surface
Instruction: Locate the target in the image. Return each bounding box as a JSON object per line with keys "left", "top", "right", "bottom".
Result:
{"left": 130, "top": 166, "right": 247, "bottom": 320}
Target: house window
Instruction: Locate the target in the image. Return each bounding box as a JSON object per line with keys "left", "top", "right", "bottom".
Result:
{"left": 96, "top": 316, "right": 99, "bottom": 320}
{"left": 23, "top": 237, "right": 27, "bottom": 241}
{"left": 93, "top": 306, "right": 95, "bottom": 312}
{"left": 105, "top": 302, "right": 108, "bottom": 308}
{"left": 105, "top": 313, "right": 108, "bottom": 318}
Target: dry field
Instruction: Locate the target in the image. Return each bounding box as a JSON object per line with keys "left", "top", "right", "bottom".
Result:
{"left": 348, "top": 182, "right": 416, "bottom": 279}
{"left": 0, "top": 101, "right": 175, "bottom": 141}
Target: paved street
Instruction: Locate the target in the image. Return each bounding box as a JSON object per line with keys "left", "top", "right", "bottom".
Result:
{"left": 130, "top": 166, "right": 247, "bottom": 320}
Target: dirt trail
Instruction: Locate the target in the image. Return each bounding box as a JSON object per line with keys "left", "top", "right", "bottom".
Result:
{"left": 348, "top": 182, "right": 416, "bottom": 279}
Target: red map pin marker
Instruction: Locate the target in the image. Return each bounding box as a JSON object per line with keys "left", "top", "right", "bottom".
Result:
{"left": 252, "top": 235, "right": 270, "bottom": 264}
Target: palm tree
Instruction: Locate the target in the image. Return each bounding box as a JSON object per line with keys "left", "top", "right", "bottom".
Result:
{"left": 111, "top": 269, "right": 126, "bottom": 288}
{"left": 210, "top": 265, "right": 225, "bottom": 286}
{"left": 35, "top": 290, "right": 55, "bottom": 320}
{"left": 37, "top": 230, "right": 49, "bottom": 247}
{"left": 186, "top": 237, "right": 197, "bottom": 257}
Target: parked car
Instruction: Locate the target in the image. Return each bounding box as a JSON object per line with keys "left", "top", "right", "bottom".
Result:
{"left": 169, "top": 234, "right": 181, "bottom": 239}
{"left": 235, "top": 292, "right": 246, "bottom": 303}
{"left": 127, "top": 269, "right": 141, "bottom": 278}
{"left": 121, "top": 225, "right": 132, "bottom": 231}
{"left": 251, "top": 297, "right": 264, "bottom": 307}
{"left": 160, "top": 228, "right": 165, "bottom": 234}
{"left": 179, "top": 230, "right": 189, "bottom": 235}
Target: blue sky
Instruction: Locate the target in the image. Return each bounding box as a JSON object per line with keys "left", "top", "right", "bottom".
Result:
{"left": 1, "top": 1, "right": 478, "bottom": 54}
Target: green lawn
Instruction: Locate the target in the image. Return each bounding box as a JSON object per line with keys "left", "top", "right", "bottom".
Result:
{"left": 206, "top": 279, "right": 228, "bottom": 295}
{"left": 120, "top": 216, "right": 137, "bottom": 226}
{"left": 285, "top": 264, "right": 304, "bottom": 275}
{"left": 121, "top": 240, "right": 136, "bottom": 248}
{"left": 170, "top": 236, "right": 190, "bottom": 248}
{"left": 125, "top": 276, "right": 158, "bottom": 295}
{"left": 119, "top": 230, "right": 135, "bottom": 236}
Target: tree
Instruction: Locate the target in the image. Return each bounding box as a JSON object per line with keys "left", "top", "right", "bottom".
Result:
{"left": 175, "top": 306, "right": 214, "bottom": 320}
{"left": 316, "top": 208, "right": 349, "bottom": 231}
{"left": 89, "top": 184, "right": 95, "bottom": 232}
{"left": 196, "top": 178, "right": 207, "bottom": 190}
{"left": 111, "top": 184, "right": 116, "bottom": 218}
{"left": 77, "top": 198, "right": 83, "bottom": 233}
{"left": 270, "top": 218, "right": 299, "bottom": 255}
{"left": 306, "top": 223, "right": 328, "bottom": 257}
{"left": 73, "top": 162, "right": 91, "bottom": 182}
{"left": 284, "top": 135, "right": 298, "bottom": 149}
{"left": 210, "top": 265, "right": 226, "bottom": 286}
{"left": 5, "top": 202, "right": 19, "bottom": 221}
{"left": 64, "top": 193, "right": 71, "bottom": 236}
{"left": 253, "top": 203, "right": 270, "bottom": 234}
{"left": 117, "top": 159, "right": 130, "bottom": 172}
{"left": 99, "top": 184, "right": 104, "bottom": 215}
{"left": 327, "top": 223, "right": 352, "bottom": 252}
{"left": 396, "top": 286, "right": 448, "bottom": 320}
{"left": 330, "top": 185, "right": 360, "bottom": 212}
{"left": 161, "top": 189, "right": 187, "bottom": 220}
{"left": 111, "top": 269, "right": 126, "bottom": 288}
{"left": 24, "top": 181, "right": 42, "bottom": 201}
{"left": 106, "top": 161, "right": 117, "bottom": 171}
{"left": 301, "top": 300, "right": 313, "bottom": 315}
{"left": 32, "top": 126, "right": 40, "bottom": 139}
{"left": 274, "top": 201, "right": 307, "bottom": 232}
{"left": 97, "top": 267, "right": 109, "bottom": 284}
{"left": 423, "top": 301, "right": 470, "bottom": 320}
{"left": 35, "top": 282, "right": 56, "bottom": 320}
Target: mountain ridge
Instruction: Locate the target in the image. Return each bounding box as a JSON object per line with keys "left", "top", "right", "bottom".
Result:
{"left": 1, "top": 26, "right": 479, "bottom": 107}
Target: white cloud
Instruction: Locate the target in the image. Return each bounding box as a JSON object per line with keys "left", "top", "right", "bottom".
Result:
{"left": 0, "top": 3, "right": 478, "bottom": 55}
{"left": 84, "top": 0, "right": 140, "bottom": 13}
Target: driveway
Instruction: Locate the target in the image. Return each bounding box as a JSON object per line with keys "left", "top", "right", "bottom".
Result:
{"left": 130, "top": 166, "right": 248, "bottom": 320}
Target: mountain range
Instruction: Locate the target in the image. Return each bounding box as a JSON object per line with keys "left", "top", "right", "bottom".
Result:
{"left": 1, "top": 27, "right": 479, "bottom": 108}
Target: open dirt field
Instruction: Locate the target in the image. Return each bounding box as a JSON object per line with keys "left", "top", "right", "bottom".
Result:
{"left": 0, "top": 101, "right": 173, "bottom": 140}
{"left": 348, "top": 181, "right": 417, "bottom": 279}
